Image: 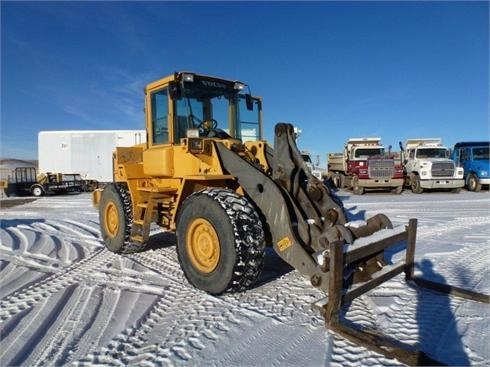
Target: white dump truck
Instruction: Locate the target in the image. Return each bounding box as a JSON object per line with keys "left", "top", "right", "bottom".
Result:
{"left": 399, "top": 138, "right": 464, "bottom": 193}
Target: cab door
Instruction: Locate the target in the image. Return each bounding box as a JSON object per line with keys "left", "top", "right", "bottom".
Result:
{"left": 143, "top": 86, "right": 175, "bottom": 177}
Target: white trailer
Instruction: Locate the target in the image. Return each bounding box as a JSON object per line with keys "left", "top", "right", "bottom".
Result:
{"left": 38, "top": 130, "right": 146, "bottom": 183}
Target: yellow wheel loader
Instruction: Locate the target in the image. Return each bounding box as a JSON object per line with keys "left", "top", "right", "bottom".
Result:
{"left": 93, "top": 72, "right": 488, "bottom": 365}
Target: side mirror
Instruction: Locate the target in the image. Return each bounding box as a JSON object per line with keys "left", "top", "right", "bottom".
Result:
{"left": 245, "top": 94, "right": 254, "bottom": 111}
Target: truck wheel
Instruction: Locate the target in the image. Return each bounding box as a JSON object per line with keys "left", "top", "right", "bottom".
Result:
{"left": 333, "top": 173, "right": 345, "bottom": 188}
{"left": 338, "top": 173, "right": 345, "bottom": 188}
{"left": 410, "top": 174, "right": 424, "bottom": 194}
{"left": 176, "top": 188, "right": 266, "bottom": 295}
{"left": 31, "top": 185, "right": 44, "bottom": 197}
{"left": 99, "top": 183, "right": 144, "bottom": 254}
{"left": 467, "top": 173, "right": 481, "bottom": 192}
{"left": 352, "top": 176, "right": 364, "bottom": 195}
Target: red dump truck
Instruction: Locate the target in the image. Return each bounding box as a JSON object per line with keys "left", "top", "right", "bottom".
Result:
{"left": 327, "top": 137, "right": 404, "bottom": 194}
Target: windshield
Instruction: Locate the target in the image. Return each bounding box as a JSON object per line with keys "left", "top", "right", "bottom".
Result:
{"left": 174, "top": 79, "right": 260, "bottom": 141}
{"left": 473, "top": 147, "right": 489, "bottom": 160}
{"left": 176, "top": 83, "right": 235, "bottom": 138}
{"left": 415, "top": 148, "right": 448, "bottom": 159}
{"left": 301, "top": 154, "right": 312, "bottom": 163}
{"left": 353, "top": 148, "right": 384, "bottom": 158}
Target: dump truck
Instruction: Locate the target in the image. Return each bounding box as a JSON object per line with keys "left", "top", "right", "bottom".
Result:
{"left": 327, "top": 138, "right": 404, "bottom": 194}
{"left": 400, "top": 138, "right": 464, "bottom": 193}
{"left": 451, "top": 141, "right": 490, "bottom": 192}
{"left": 93, "top": 72, "right": 488, "bottom": 365}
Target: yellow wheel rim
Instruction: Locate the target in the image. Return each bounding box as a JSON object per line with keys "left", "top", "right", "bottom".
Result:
{"left": 104, "top": 202, "right": 119, "bottom": 238}
{"left": 187, "top": 218, "right": 220, "bottom": 273}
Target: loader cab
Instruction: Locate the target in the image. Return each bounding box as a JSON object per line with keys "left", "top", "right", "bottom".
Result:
{"left": 145, "top": 72, "right": 262, "bottom": 147}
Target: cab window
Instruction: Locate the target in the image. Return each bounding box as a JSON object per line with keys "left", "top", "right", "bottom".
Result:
{"left": 238, "top": 95, "right": 261, "bottom": 141}
{"left": 151, "top": 89, "right": 169, "bottom": 144}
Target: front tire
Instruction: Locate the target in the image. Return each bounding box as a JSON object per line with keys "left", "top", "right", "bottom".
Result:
{"left": 99, "top": 183, "right": 144, "bottom": 254}
{"left": 352, "top": 175, "right": 364, "bottom": 195}
{"left": 410, "top": 174, "right": 424, "bottom": 194}
{"left": 176, "top": 188, "right": 265, "bottom": 295}
{"left": 467, "top": 173, "right": 481, "bottom": 192}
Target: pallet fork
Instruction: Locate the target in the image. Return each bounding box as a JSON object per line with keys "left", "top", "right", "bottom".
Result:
{"left": 315, "top": 218, "right": 490, "bottom": 366}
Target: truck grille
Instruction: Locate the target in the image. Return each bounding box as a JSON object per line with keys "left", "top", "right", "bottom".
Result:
{"left": 431, "top": 161, "right": 455, "bottom": 177}
{"left": 368, "top": 159, "right": 395, "bottom": 179}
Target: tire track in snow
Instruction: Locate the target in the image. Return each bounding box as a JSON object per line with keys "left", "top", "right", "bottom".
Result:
{"left": 417, "top": 216, "right": 490, "bottom": 240}
{"left": 0, "top": 249, "right": 114, "bottom": 320}
{"left": 75, "top": 286, "right": 205, "bottom": 366}
{"left": 73, "top": 247, "right": 294, "bottom": 366}
{"left": 63, "top": 287, "right": 127, "bottom": 365}
{"left": 433, "top": 245, "right": 489, "bottom": 293}
{"left": 328, "top": 296, "right": 405, "bottom": 367}
{"left": 97, "top": 248, "right": 250, "bottom": 365}
{"left": 0, "top": 284, "right": 86, "bottom": 366}
{"left": 32, "top": 221, "right": 102, "bottom": 258}
{"left": 1, "top": 221, "right": 95, "bottom": 270}
{"left": 1, "top": 226, "right": 29, "bottom": 253}
{"left": 31, "top": 287, "right": 96, "bottom": 366}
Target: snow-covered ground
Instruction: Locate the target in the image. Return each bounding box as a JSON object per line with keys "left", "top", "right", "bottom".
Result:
{"left": 1, "top": 190, "right": 489, "bottom": 366}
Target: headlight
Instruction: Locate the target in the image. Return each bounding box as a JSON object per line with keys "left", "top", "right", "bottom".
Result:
{"left": 234, "top": 82, "right": 245, "bottom": 90}
{"left": 421, "top": 171, "right": 428, "bottom": 176}
{"left": 182, "top": 73, "right": 194, "bottom": 82}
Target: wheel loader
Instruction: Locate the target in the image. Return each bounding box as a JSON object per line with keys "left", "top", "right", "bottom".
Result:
{"left": 93, "top": 71, "right": 488, "bottom": 365}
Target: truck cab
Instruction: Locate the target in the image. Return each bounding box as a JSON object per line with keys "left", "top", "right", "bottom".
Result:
{"left": 452, "top": 141, "right": 489, "bottom": 191}
{"left": 401, "top": 138, "right": 464, "bottom": 193}
{"left": 301, "top": 151, "right": 323, "bottom": 180}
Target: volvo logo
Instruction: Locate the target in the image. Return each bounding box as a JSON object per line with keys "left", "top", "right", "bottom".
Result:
{"left": 201, "top": 80, "right": 227, "bottom": 89}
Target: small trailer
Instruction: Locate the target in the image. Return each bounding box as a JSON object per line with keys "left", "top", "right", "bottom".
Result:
{"left": 6, "top": 167, "right": 83, "bottom": 197}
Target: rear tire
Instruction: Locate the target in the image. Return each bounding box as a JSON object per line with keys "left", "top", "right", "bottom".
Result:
{"left": 99, "top": 183, "right": 145, "bottom": 254}
{"left": 176, "top": 188, "right": 265, "bottom": 295}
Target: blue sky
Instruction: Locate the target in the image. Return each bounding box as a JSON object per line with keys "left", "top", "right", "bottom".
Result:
{"left": 2, "top": 1, "right": 489, "bottom": 166}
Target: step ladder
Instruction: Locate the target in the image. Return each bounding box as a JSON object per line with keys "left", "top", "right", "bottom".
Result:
{"left": 130, "top": 187, "right": 176, "bottom": 244}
